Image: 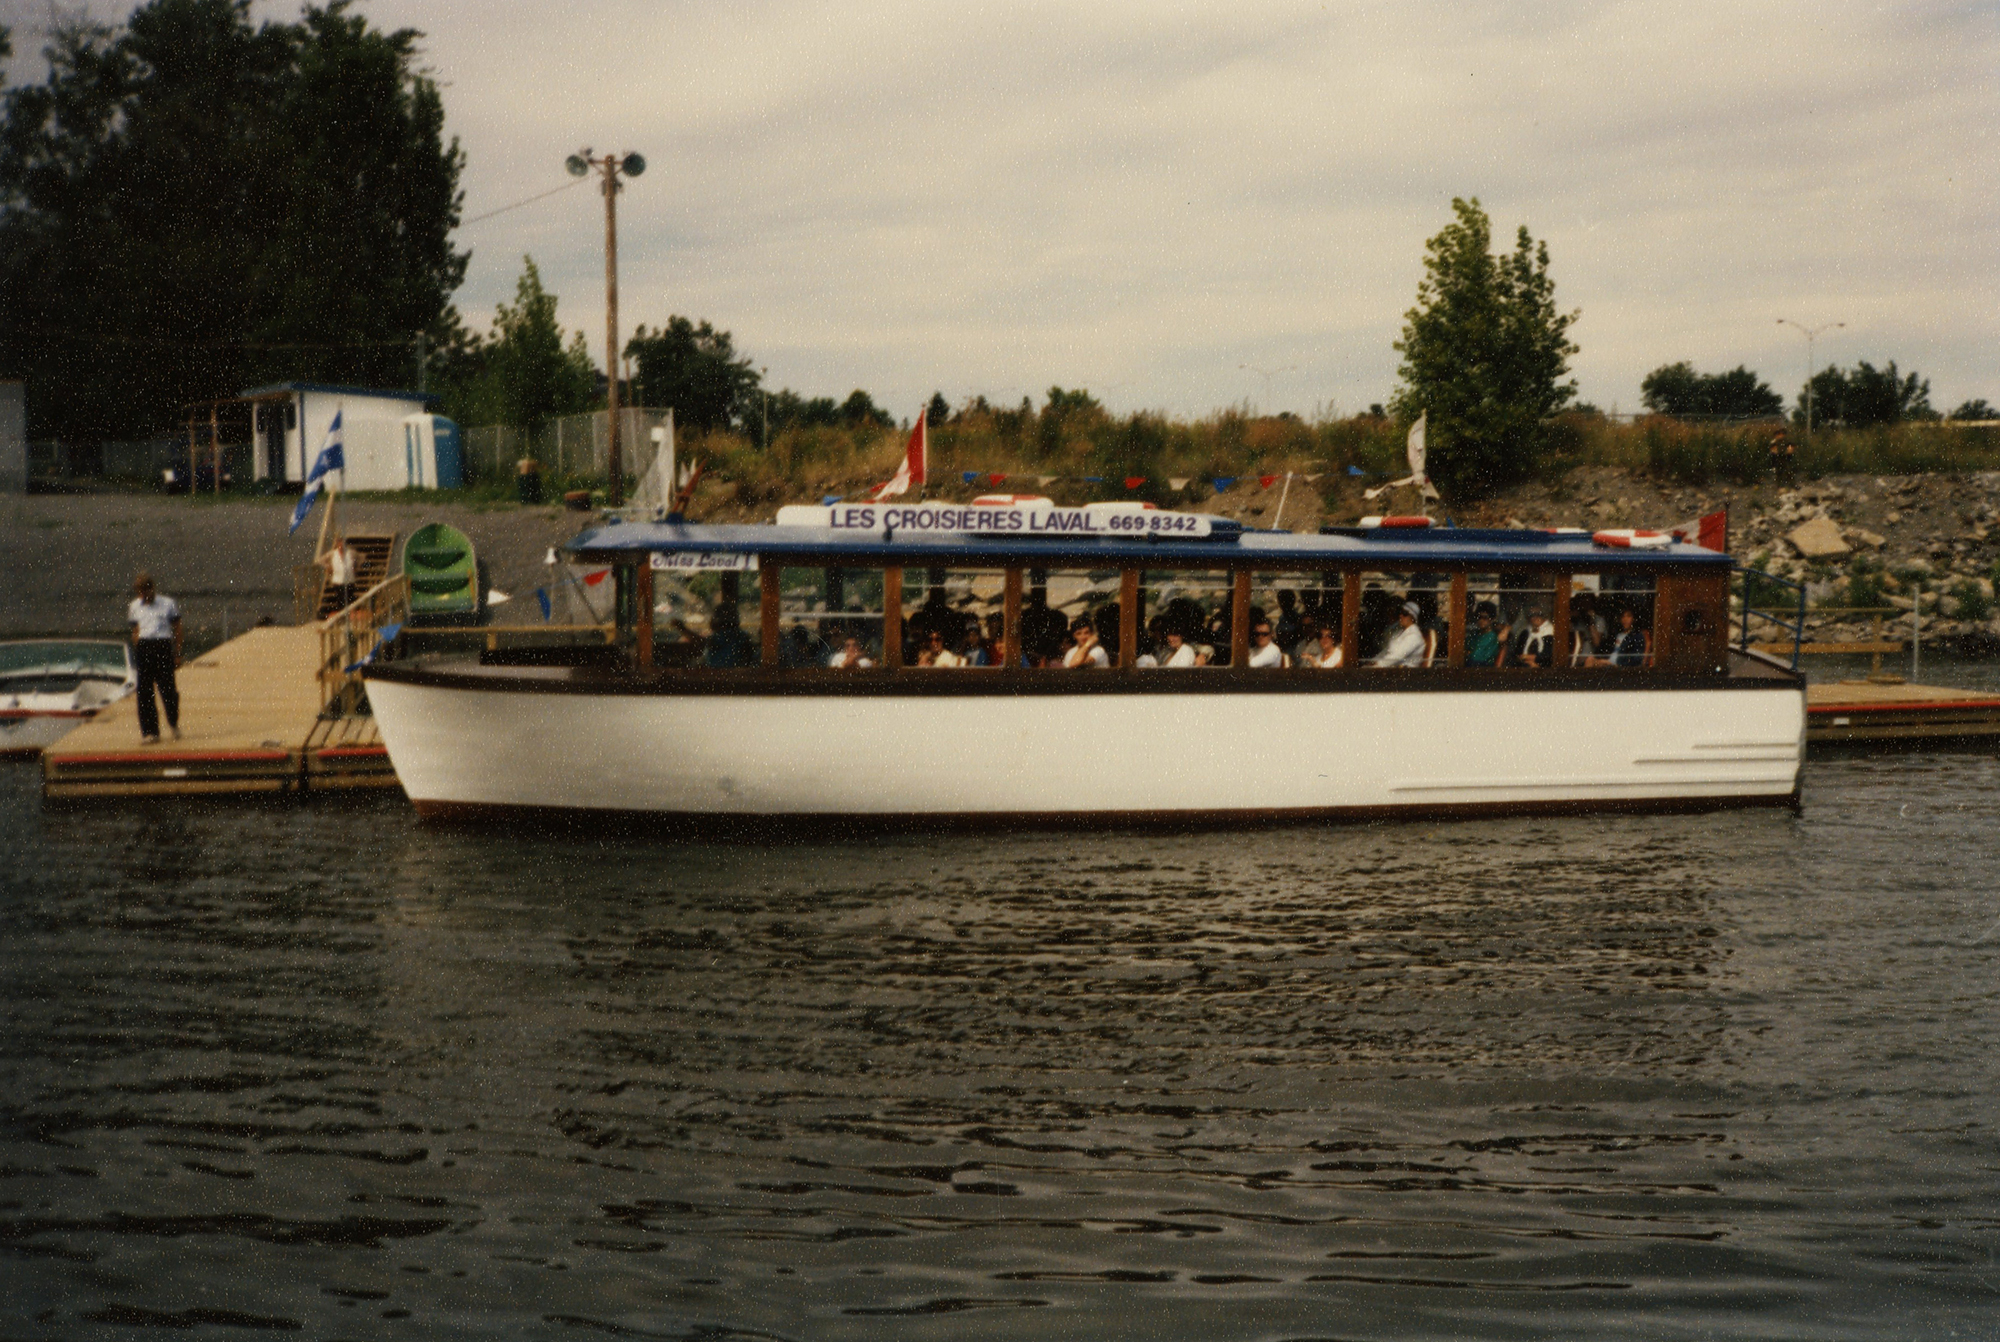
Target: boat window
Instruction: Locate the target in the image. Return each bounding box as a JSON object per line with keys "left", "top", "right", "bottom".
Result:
{"left": 1357, "top": 571, "right": 1452, "bottom": 668}
{"left": 899, "top": 567, "right": 1016, "bottom": 666}
{"left": 777, "top": 567, "right": 887, "bottom": 667}
{"left": 999, "top": 567, "right": 1124, "bottom": 667}
{"left": 1461, "top": 573, "right": 1558, "bottom": 669}
{"left": 1249, "top": 572, "right": 1342, "bottom": 667}
{"left": 1139, "top": 570, "right": 1233, "bottom": 666}
{"left": 649, "top": 568, "right": 761, "bottom": 669}
{"left": 1568, "top": 572, "right": 1656, "bottom": 668}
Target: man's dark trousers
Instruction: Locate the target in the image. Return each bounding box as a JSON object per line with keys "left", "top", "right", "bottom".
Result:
{"left": 135, "top": 639, "right": 179, "bottom": 737}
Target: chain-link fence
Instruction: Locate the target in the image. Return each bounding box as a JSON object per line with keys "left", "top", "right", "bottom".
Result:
{"left": 460, "top": 409, "right": 676, "bottom": 487}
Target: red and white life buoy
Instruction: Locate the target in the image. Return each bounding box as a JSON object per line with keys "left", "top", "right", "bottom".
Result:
{"left": 1592, "top": 529, "right": 1672, "bottom": 549}
{"left": 1359, "top": 515, "right": 1434, "bottom": 529}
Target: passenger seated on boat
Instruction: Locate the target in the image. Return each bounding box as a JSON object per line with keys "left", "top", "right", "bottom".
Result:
{"left": 1021, "top": 592, "right": 1068, "bottom": 664}
{"left": 1275, "top": 590, "right": 1305, "bottom": 652}
{"left": 1568, "top": 595, "right": 1602, "bottom": 666}
{"left": 1593, "top": 607, "right": 1651, "bottom": 668}
{"left": 1301, "top": 625, "right": 1342, "bottom": 668}
{"left": 1063, "top": 616, "right": 1109, "bottom": 668}
{"left": 1247, "top": 620, "right": 1286, "bottom": 668}
{"left": 828, "top": 636, "right": 874, "bottom": 669}
{"left": 702, "top": 606, "right": 757, "bottom": 668}
{"left": 1466, "top": 602, "right": 1504, "bottom": 668}
{"left": 1372, "top": 602, "right": 1427, "bottom": 667}
{"left": 782, "top": 624, "right": 825, "bottom": 668}
{"left": 918, "top": 628, "right": 964, "bottom": 667}
{"left": 1160, "top": 628, "right": 1198, "bottom": 667}
{"left": 1506, "top": 610, "right": 1555, "bottom": 667}
{"left": 959, "top": 617, "right": 991, "bottom": 666}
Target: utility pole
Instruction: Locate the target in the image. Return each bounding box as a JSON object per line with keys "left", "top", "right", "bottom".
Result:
{"left": 761, "top": 366, "right": 769, "bottom": 453}
{"left": 567, "top": 148, "right": 646, "bottom": 505}
{"left": 1778, "top": 318, "right": 1843, "bottom": 440}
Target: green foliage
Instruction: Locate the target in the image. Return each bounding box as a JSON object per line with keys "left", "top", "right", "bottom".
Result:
{"left": 925, "top": 392, "right": 949, "bottom": 427}
{"left": 1641, "top": 420, "right": 1772, "bottom": 485}
{"left": 1391, "top": 197, "right": 1578, "bottom": 499}
{"left": 625, "top": 317, "right": 758, "bottom": 433}
{"left": 1839, "top": 556, "right": 1885, "bottom": 608}
{"left": 483, "top": 257, "right": 595, "bottom": 437}
{"left": 1952, "top": 579, "right": 1991, "bottom": 624}
{"left": 1951, "top": 399, "right": 1997, "bottom": 421}
{"left": 0, "top": 0, "right": 466, "bottom": 441}
{"left": 1640, "top": 362, "right": 1783, "bottom": 418}
{"left": 1799, "top": 361, "right": 1934, "bottom": 429}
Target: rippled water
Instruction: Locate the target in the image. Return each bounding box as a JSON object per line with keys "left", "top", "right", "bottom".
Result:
{"left": 6, "top": 755, "right": 2000, "bottom": 1339}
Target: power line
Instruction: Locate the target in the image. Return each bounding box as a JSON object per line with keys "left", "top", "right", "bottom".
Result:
{"left": 462, "top": 176, "right": 587, "bottom": 225}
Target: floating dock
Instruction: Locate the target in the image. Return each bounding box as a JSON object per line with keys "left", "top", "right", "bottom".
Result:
{"left": 41, "top": 626, "right": 395, "bottom": 800}
{"left": 1807, "top": 679, "right": 2000, "bottom": 748}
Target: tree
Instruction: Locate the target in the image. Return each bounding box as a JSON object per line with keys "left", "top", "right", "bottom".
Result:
{"left": 624, "top": 316, "right": 759, "bottom": 434}
{"left": 1390, "top": 198, "right": 1577, "bottom": 497}
{"left": 486, "top": 257, "right": 594, "bottom": 436}
{"left": 1640, "top": 362, "right": 1783, "bottom": 419}
{"left": 0, "top": 0, "right": 465, "bottom": 442}
{"left": 1950, "top": 399, "right": 1996, "bottom": 422}
{"left": 925, "top": 392, "right": 950, "bottom": 427}
{"left": 1798, "top": 361, "right": 1933, "bottom": 429}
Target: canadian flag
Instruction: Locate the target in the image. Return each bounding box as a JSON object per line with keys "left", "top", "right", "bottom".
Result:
{"left": 868, "top": 414, "right": 929, "bottom": 502}
{"left": 1669, "top": 508, "right": 1729, "bottom": 553}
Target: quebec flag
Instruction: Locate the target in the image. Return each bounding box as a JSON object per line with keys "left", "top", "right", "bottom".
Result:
{"left": 289, "top": 410, "right": 346, "bottom": 534}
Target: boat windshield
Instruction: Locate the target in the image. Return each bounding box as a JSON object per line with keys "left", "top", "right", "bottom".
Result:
{"left": 0, "top": 642, "right": 130, "bottom": 683}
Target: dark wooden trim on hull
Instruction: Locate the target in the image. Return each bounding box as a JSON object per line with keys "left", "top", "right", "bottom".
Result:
{"left": 410, "top": 789, "right": 1802, "bottom": 837}
{"left": 367, "top": 657, "right": 1802, "bottom": 700}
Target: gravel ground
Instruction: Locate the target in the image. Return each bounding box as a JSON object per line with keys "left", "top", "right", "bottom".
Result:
{"left": 0, "top": 489, "right": 595, "bottom": 645}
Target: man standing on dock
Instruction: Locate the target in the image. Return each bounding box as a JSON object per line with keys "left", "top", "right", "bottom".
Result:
{"left": 128, "top": 572, "right": 182, "bottom": 743}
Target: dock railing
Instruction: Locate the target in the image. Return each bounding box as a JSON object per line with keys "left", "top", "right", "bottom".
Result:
{"left": 1734, "top": 566, "right": 1808, "bottom": 669}
{"left": 317, "top": 574, "right": 410, "bottom": 716}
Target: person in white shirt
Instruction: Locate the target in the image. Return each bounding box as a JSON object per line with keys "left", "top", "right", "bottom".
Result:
{"left": 1372, "top": 601, "right": 1427, "bottom": 668}
{"left": 1302, "top": 625, "right": 1343, "bottom": 668}
{"left": 127, "top": 572, "right": 183, "bottom": 743}
{"left": 828, "top": 636, "right": 873, "bottom": 669}
{"left": 1160, "top": 629, "right": 1198, "bottom": 668}
{"left": 321, "top": 540, "right": 357, "bottom": 609}
{"left": 1246, "top": 619, "right": 1286, "bottom": 668}
{"left": 1062, "top": 616, "right": 1109, "bottom": 668}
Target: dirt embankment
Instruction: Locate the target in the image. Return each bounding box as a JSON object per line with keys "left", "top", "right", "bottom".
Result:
{"left": 8, "top": 466, "right": 1995, "bottom": 645}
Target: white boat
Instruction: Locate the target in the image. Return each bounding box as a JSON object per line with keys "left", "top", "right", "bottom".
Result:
{"left": 0, "top": 640, "right": 137, "bottom": 759}
{"left": 364, "top": 504, "right": 1804, "bottom": 827}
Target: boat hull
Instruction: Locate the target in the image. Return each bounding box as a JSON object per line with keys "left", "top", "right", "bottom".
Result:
{"left": 366, "top": 669, "right": 1804, "bottom": 827}
{"left": 0, "top": 709, "right": 94, "bottom": 759}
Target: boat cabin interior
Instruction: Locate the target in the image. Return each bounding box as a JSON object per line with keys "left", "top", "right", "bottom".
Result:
{"left": 542, "top": 518, "right": 1752, "bottom": 685}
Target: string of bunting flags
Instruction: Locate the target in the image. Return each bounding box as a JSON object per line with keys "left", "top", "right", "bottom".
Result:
{"left": 819, "top": 466, "right": 1363, "bottom": 505}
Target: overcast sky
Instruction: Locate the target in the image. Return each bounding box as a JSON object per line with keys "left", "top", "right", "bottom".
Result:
{"left": 8, "top": 0, "right": 1997, "bottom": 417}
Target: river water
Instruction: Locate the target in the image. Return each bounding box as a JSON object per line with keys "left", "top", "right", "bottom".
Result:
{"left": 5, "top": 739, "right": 2000, "bottom": 1339}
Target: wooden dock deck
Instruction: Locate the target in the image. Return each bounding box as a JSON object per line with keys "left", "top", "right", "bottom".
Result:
{"left": 42, "top": 626, "right": 396, "bottom": 799}
{"left": 1807, "top": 678, "right": 2000, "bottom": 747}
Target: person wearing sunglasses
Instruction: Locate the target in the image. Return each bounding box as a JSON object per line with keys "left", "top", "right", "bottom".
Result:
{"left": 1246, "top": 620, "right": 1286, "bottom": 668}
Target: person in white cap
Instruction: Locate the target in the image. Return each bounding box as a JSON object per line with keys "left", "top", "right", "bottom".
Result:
{"left": 1373, "top": 600, "right": 1428, "bottom": 667}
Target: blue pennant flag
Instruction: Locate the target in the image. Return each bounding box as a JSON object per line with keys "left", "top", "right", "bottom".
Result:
{"left": 1213, "top": 476, "right": 1236, "bottom": 491}
{"left": 376, "top": 622, "right": 402, "bottom": 644}
{"left": 820, "top": 494, "right": 842, "bottom": 505}
{"left": 1081, "top": 476, "right": 1103, "bottom": 484}
{"left": 1348, "top": 465, "right": 1367, "bottom": 476}
{"left": 288, "top": 410, "right": 346, "bottom": 534}
{"left": 536, "top": 588, "right": 551, "bottom": 620}
{"left": 961, "top": 471, "right": 979, "bottom": 484}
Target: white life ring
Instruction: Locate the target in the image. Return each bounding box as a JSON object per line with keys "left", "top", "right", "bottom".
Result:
{"left": 1359, "top": 515, "right": 1434, "bottom": 529}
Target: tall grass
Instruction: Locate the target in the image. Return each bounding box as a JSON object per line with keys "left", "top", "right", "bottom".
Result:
{"left": 623, "top": 410, "right": 2000, "bottom": 509}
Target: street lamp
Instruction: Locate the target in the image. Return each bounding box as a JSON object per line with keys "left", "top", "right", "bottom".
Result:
{"left": 568, "top": 148, "right": 646, "bottom": 505}
{"left": 1777, "top": 318, "right": 1843, "bottom": 439}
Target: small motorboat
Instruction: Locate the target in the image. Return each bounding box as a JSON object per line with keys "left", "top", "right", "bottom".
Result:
{"left": 0, "top": 640, "right": 137, "bottom": 758}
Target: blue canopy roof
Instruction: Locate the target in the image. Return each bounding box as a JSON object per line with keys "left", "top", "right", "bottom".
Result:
{"left": 563, "top": 519, "right": 1734, "bottom": 570}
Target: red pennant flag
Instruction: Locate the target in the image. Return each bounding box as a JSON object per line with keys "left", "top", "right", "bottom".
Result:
{"left": 1259, "top": 474, "right": 1278, "bottom": 489}
{"left": 987, "top": 473, "right": 1006, "bottom": 486}
{"left": 582, "top": 569, "right": 610, "bottom": 587}
{"left": 1124, "top": 476, "right": 1146, "bottom": 489}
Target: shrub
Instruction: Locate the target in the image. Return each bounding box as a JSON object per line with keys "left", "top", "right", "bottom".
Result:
{"left": 1953, "top": 580, "right": 1991, "bottom": 624}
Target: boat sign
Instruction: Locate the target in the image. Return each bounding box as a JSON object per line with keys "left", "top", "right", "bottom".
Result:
{"left": 819, "top": 503, "right": 1211, "bottom": 538}
{"left": 650, "top": 551, "right": 760, "bottom": 571}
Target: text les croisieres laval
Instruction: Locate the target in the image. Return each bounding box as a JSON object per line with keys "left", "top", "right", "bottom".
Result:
{"left": 826, "top": 505, "right": 1209, "bottom": 537}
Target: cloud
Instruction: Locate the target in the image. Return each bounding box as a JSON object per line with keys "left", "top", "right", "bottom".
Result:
{"left": 13, "top": 0, "right": 1998, "bottom": 413}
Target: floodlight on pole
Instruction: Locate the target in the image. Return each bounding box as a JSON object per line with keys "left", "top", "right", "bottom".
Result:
{"left": 1778, "top": 318, "right": 1844, "bottom": 439}
{"left": 569, "top": 147, "right": 645, "bottom": 505}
